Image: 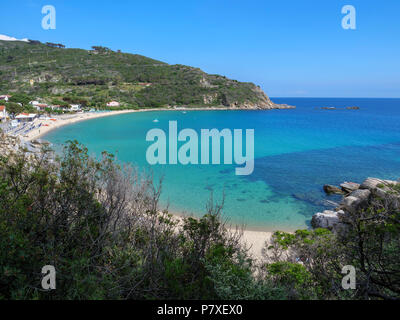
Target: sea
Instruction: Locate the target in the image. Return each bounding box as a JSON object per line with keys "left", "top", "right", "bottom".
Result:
{"left": 44, "top": 98, "right": 400, "bottom": 231}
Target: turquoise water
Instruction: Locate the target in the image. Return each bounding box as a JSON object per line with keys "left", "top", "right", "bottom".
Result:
{"left": 44, "top": 98, "right": 400, "bottom": 231}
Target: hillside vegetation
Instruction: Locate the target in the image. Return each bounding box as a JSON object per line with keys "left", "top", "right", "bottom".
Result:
{"left": 0, "top": 40, "right": 279, "bottom": 109}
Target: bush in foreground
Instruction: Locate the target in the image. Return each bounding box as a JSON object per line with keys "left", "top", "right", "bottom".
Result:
{"left": 0, "top": 141, "right": 399, "bottom": 300}
{"left": 0, "top": 141, "right": 283, "bottom": 300}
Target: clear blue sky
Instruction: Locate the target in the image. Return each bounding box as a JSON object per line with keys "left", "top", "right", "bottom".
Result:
{"left": 1, "top": 0, "right": 400, "bottom": 97}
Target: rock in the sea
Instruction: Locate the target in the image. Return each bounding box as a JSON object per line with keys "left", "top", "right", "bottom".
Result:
{"left": 340, "top": 182, "right": 360, "bottom": 193}
{"left": 311, "top": 210, "right": 341, "bottom": 230}
{"left": 323, "top": 185, "right": 344, "bottom": 195}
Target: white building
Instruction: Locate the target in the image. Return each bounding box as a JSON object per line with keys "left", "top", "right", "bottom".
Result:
{"left": 16, "top": 113, "right": 37, "bottom": 122}
{"left": 0, "top": 95, "right": 11, "bottom": 102}
{"left": 34, "top": 104, "right": 49, "bottom": 111}
{"left": 0, "top": 105, "right": 8, "bottom": 121}
{"left": 29, "top": 100, "right": 41, "bottom": 107}
{"left": 106, "top": 101, "right": 120, "bottom": 107}
{"left": 70, "top": 104, "right": 81, "bottom": 112}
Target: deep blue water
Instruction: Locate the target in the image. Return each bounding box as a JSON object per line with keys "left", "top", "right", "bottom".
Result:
{"left": 44, "top": 98, "right": 400, "bottom": 231}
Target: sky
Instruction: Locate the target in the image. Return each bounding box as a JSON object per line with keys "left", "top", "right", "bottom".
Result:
{"left": 1, "top": 0, "right": 400, "bottom": 98}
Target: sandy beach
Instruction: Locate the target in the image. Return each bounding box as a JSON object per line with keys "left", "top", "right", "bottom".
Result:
{"left": 19, "top": 108, "right": 275, "bottom": 260}
{"left": 238, "top": 229, "right": 272, "bottom": 261}
{"left": 24, "top": 109, "right": 154, "bottom": 141}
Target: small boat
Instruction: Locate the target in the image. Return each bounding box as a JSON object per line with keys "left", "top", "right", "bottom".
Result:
{"left": 153, "top": 119, "right": 159, "bottom": 123}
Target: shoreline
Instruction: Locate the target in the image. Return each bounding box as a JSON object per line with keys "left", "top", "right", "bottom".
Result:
{"left": 23, "top": 106, "right": 294, "bottom": 142}
{"left": 16, "top": 107, "right": 286, "bottom": 260}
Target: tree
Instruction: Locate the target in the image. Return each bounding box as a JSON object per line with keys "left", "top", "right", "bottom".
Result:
{"left": 9, "top": 93, "right": 33, "bottom": 106}
{"left": 263, "top": 185, "right": 400, "bottom": 300}
{"left": 338, "top": 190, "right": 400, "bottom": 299}
{"left": 0, "top": 141, "right": 273, "bottom": 300}
{"left": 91, "top": 46, "right": 112, "bottom": 53}
{"left": 4, "top": 102, "right": 23, "bottom": 117}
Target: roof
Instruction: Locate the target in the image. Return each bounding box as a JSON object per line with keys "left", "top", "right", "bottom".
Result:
{"left": 0, "top": 106, "right": 5, "bottom": 111}
{"left": 16, "top": 113, "right": 36, "bottom": 119}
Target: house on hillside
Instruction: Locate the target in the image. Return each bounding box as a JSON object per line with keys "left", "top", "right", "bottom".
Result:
{"left": 70, "top": 104, "right": 81, "bottom": 112}
{"left": 0, "top": 105, "right": 8, "bottom": 122}
{"left": 29, "top": 101, "right": 41, "bottom": 108}
{"left": 34, "top": 104, "right": 49, "bottom": 111}
{"left": 0, "top": 95, "right": 11, "bottom": 102}
{"left": 106, "top": 101, "right": 120, "bottom": 107}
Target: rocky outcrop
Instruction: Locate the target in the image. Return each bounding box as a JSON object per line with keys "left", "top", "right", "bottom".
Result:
{"left": 311, "top": 210, "right": 341, "bottom": 230}
{"left": 340, "top": 182, "right": 360, "bottom": 193}
{"left": 323, "top": 184, "right": 345, "bottom": 195}
{"left": 360, "top": 177, "right": 398, "bottom": 190}
{"left": 341, "top": 189, "right": 371, "bottom": 213}
{"left": 312, "top": 177, "right": 399, "bottom": 232}
{"left": 240, "top": 85, "right": 295, "bottom": 110}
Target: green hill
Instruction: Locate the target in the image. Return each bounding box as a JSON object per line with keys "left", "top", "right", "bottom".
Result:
{"left": 0, "top": 40, "right": 287, "bottom": 109}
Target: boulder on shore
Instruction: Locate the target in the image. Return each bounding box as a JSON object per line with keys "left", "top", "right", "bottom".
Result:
{"left": 312, "top": 177, "right": 399, "bottom": 233}
{"left": 360, "top": 177, "right": 399, "bottom": 190}
{"left": 311, "top": 210, "right": 341, "bottom": 230}
{"left": 360, "top": 178, "right": 386, "bottom": 190}
{"left": 340, "top": 182, "right": 360, "bottom": 193}
{"left": 341, "top": 189, "right": 371, "bottom": 212}
{"left": 348, "top": 189, "right": 371, "bottom": 202}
